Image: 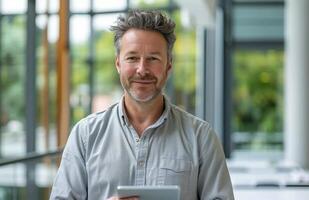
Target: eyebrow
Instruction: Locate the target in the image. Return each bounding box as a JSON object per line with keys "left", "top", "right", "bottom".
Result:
{"left": 124, "top": 51, "right": 163, "bottom": 56}
{"left": 149, "top": 52, "right": 163, "bottom": 56}
{"left": 125, "top": 51, "right": 138, "bottom": 55}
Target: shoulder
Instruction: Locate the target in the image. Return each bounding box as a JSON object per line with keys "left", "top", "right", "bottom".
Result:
{"left": 169, "top": 104, "right": 212, "bottom": 133}
{"left": 169, "top": 104, "right": 221, "bottom": 154}
{"left": 76, "top": 102, "right": 119, "bottom": 129}
{"left": 69, "top": 102, "right": 119, "bottom": 143}
{"left": 64, "top": 102, "right": 120, "bottom": 158}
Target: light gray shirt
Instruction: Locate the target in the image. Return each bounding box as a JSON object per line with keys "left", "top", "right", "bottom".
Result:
{"left": 50, "top": 97, "right": 234, "bottom": 200}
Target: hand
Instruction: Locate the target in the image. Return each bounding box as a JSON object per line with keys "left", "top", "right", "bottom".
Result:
{"left": 107, "top": 196, "right": 139, "bottom": 200}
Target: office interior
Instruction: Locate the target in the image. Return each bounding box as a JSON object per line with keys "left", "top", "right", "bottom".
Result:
{"left": 0, "top": 0, "right": 308, "bottom": 199}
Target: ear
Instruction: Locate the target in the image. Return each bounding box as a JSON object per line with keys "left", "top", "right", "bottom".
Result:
{"left": 167, "top": 61, "right": 172, "bottom": 76}
{"left": 115, "top": 56, "right": 120, "bottom": 74}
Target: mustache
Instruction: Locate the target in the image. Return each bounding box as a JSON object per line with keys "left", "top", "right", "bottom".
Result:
{"left": 129, "top": 75, "right": 157, "bottom": 81}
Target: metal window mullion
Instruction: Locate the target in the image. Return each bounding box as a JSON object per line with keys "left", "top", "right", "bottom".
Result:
{"left": 195, "top": 27, "right": 207, "bottom": 120}
{"left": 222, "top": 0, "right": 233, "bottom": 158}
{"left": 165, "top": 0, "right": 177, "bottom": 103}
{"left": 26, "top": 0, "right": 36, "bottom": 156}
{"left": 26, "top": 0, "right": 38, "bottom": 199}
{"left": 127, "top": 0, "right": 130, "bottom": 9}
{"left": 0, "top": 12, "right": 2, "bottom": 158}
{"left": 214, "top": 6, "right": 225, "bottom": 149}
{"left": 88, "top": 0, "right": 94, "bottom": 114}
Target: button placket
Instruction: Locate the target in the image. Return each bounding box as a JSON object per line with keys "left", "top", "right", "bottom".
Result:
{"left": 135, "top": 135, "right": 149, "bottom": 186}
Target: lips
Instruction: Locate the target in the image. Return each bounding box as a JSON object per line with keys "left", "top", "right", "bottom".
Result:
{"left": 132, "top": 79, "right": 156, "bottom": 84}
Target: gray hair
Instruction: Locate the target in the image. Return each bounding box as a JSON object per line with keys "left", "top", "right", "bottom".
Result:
{"left": 110, "top": 9, "right": 176, "bottom": 61}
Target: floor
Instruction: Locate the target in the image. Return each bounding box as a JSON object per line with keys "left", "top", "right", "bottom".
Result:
{"left": 229, "top": 158, "right": 309, "bottom": 200}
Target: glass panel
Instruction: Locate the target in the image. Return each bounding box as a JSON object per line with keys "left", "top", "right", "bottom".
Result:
{"left": 70, "top": 15, "right": 91, "bottom": 124}
{"left": 231, "top": 50, "right": 284, "bottom": 152}
{"left": 0, "top": 16, "right": 26, "bottom": 158}
{"left": 49, "top": 0, "right": 59, "bottom": 13}
{"left": 0, "top": 153, "right": 61, "bottom": 200}
{"left": 171, "top": 10, "right": 197, "bottom": 114}
{"left": 70, "top": 15, "right": 90, "bottom": 44}
{"left": 93, "top": 14, "right": 122, "bottom": 112}
{"left": 130, "top": 0, "right": 169, "bottom": 8}
{"left": 47, "top": 15, "right": 59, "bottom": 44}
{"left": 36, "top": 15, "right": 59, "bottom": 152}
{"left": 93, "top": 0, "right": 127, "bottom": 12}
{"left": 233, "top": 4, "right": 284, "bottom": 41}
{"left": 1, "top": 0, "right": 27, "bottom": 14}
{"left": 70, "top": 0, "right": 90, "bottom": 13}
{"left": 36, "top": 0, "right": 48, "bottom": 13}
{"left": 37, "top": 0, "right": 59, "bottom": 13}
{"left": 36, "top": 15, "right": 60, "bottom": 45}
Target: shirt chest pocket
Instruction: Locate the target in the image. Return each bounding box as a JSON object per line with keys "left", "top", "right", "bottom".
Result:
{"left": 153, "top": 158, "right": 192, "bottom": 186}
{"left": 160, "top": 158, "right": 191, "bottom": 174}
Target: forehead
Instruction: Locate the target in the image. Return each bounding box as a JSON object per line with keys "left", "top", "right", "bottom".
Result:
{"left": 119, "top": 29, "right": 167, "bottom": 54}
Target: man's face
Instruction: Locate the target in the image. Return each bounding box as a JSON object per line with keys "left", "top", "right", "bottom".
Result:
{"left": 116, "top": 29, "right": 172, "bottom": 103}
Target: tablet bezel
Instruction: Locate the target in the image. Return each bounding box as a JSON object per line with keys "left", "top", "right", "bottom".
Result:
{"left": 117, "top": 185, "right": 180, "bottom": 200}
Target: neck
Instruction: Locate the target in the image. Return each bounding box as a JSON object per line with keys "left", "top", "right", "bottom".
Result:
{"left": 123, "top": 94, "right": 164, "bottom": 136}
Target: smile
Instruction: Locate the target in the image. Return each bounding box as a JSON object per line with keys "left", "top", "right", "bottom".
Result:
{"left": 132, "top": 80, "right": 156, "bottom": 84}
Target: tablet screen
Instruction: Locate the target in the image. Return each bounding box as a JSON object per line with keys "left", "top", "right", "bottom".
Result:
{"left": 117, "top": 185, "right": 180, "bottom": 200}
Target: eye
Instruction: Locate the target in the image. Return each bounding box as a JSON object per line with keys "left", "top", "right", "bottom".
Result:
{"left": 148, "top": 56, "right": 159, "bottom": 61}
{"left": 126, "top": 56, "right": 138, "bottom": 62}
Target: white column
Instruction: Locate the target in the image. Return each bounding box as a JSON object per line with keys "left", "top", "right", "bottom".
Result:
{"left": 285, "top": 0, "right": 309, "bottom": 169}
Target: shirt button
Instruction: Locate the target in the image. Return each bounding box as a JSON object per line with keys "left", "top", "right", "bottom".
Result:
{"left": 138, "top": 161, "right": 144, "bottom": 167}
{"left": 135, "top": 138, "right": 140, "bottom": 143}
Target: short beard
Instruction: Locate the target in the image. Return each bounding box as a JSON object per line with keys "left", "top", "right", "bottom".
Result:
{"left": 120, "top": 72, "right": 168, "bottom": 103}
{"left": 124, "top": 85, "right": 162, "bottom": 103}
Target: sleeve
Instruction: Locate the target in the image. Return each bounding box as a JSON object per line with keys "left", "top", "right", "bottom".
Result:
{"left": 197, "top": 127, "right": 234, "bottom": 200}
{"left": 49, "top": 120, "right": 88, "bottom": 200}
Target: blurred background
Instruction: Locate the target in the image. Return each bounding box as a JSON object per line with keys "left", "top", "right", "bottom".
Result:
{"left": 0, "top": 0, "right": 308, "bottom": 199}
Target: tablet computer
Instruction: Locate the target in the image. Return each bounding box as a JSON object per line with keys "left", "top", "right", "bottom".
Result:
{"left": 117, "top": 185, "right": 180, "bottom": 200}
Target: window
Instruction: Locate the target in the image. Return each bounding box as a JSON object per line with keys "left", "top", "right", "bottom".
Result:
{"left": 230, "top": 1, "right": 284, "bottom": 156}
{"left": 232, "top": 49, "right": 284, "bottom": 152}
{"left": 0, "top": 0, "right": 198, "bottom": 159}
{"left": 0, "top": 15, "right": 26, "bottom": 157}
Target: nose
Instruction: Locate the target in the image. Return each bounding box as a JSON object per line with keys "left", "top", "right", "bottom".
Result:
{"left": 136, "top": 58, "right": 149, "bottom": 76}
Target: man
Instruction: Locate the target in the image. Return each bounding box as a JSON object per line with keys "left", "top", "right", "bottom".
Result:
{"left": 50, "top": 10, "right": 234, "bottom": 200}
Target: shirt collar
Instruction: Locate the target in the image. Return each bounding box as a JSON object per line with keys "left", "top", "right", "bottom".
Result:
{"left": 118, "top": 96, "right": 128, "bottom": 126}
{"left": 118, "top": 95, "right": 171, "bottom": 127}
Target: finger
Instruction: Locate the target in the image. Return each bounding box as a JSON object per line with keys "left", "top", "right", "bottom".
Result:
{"left": 119, "top": 195, "right": 139, "bottom": 200}
{"left": 106, "top": 197, "right": 120, "bottom": 200}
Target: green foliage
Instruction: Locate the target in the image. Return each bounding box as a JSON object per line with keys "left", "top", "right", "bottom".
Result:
{"left": 70, "top": 42, "right": 91, "bottom": 123}
{"left": 70, "top": 31, "right": 120, "bottom": 95}
{"left": 70, "top": 31, "right": 120, "bottom": 123}
{"left": 173, "top": 31, "right": 196, "bottom": 92}
{"left": 170, "top": 11, "right": 196, "bottom": 113}
{"left": 0, "top": 5, "right": 198, "bottom": 127}
{"left": 131, "top": 0, "right": 169, "bottom": 8}
{"left": 1, "top": 16, "right": 26, "bottom": 123}
{"left": 71, "top": 41, "right": 90, "bottom": 88}
{"left": 95, "top": 31, "right": 120, "bottom": 93}
{"left": 232, "top": 50, "right": 284, "bottom": 133}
